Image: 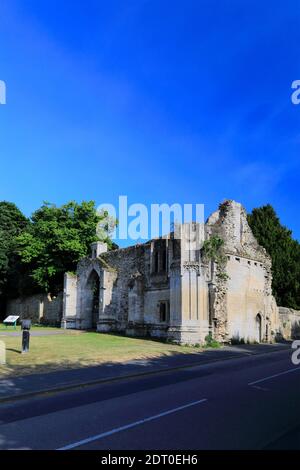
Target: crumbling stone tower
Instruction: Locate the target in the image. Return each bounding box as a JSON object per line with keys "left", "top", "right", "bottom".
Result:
{"left": 206, "top": 200, "right": 279, "bottom": 343}
{"left": 61, "top": 200, "right": 280, "bottom": 345}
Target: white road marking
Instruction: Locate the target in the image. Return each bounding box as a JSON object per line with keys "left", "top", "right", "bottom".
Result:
{"left": 251, "top": 385, "right": 269, "bottom": 392}
{"left": 248, "top": 367, "right": 300, "bottom": 387}
{"left": 57, "top": 398, "right": 208, "bottom": 450}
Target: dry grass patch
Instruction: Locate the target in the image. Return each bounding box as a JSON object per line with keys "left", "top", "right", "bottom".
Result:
{"left": 0, "top": 328, "right": 202, "bottom": 377}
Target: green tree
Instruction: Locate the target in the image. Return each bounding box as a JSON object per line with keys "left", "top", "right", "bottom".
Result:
{"left": 248, "top": 204, "right": 300, "bottom": 309}
{"left": 0, "top": 201, "right": 28, "bottom": 299}
{"left": 16, "top": 201, "right": 116, "bottom": 294}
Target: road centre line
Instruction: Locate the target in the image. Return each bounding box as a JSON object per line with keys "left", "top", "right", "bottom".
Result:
{"left": 57, "top": 398, "right": 208, "bottom": 450}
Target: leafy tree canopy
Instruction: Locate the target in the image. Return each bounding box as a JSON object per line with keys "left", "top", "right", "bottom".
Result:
{"left": 16, "top": 201, "right": 116, "bottom": 294}
{"left": 248, "top": 204, "right": 300, "bottom": 309}
{"left": 0, "top": 201, "right": 28, "bottom": 297}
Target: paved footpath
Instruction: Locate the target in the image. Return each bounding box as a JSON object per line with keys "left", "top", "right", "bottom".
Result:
{"left": 0, "top": 343, "right": 290, "bottom": 402}
{"left": 0, "top": 330, "right": 66, "bottom": 337}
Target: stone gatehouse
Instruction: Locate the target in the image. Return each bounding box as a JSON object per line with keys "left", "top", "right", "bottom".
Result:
{"left": 61, "top": 200, "right": 280, "bottom": 344}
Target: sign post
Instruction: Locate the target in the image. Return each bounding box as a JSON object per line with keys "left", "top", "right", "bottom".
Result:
{"left": 21, "top": 320, "right": 31, "bottom": 354}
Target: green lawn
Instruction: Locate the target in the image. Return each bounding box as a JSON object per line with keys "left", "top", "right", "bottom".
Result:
{"left": 0, "top": 327, "right": 202, "bottom": 377}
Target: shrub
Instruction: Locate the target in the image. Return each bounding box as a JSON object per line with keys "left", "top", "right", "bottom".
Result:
{"left": 205, "top": 333, "right": 221, "bottom": 348}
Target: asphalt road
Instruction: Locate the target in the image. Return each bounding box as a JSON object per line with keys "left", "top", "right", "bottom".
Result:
{"left": 0, "top": 347, "right": 300, "bottom": 450}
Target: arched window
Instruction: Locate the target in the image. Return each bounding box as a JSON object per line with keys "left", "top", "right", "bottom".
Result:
{"left": 86, "top": 270, "right": 100, "bottom": 329}
{"left": 154, "top": 251, "right": 159, "bottom": 273}
{"left": 161, "top": 246, "right": 167, "bottom": 272}
{"left": 256, "top": 313, "right": 262, "bottom": 343}
{"left": 159, "top": 301, "right": 170, "bottom": 323}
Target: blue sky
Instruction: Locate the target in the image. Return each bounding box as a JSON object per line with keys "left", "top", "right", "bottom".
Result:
{"left": 0, "top": 0, "right": 300, "bottom": 244}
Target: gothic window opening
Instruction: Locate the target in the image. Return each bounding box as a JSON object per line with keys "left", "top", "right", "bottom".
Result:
{"left": 86, "top": 270, "right": 100, "bottom": 329}
{"left": 256, "top": 313, "right": 262, "bottom": 343}
{"left": 153, "top": 241, "right": 167, "bottom": 274}
{"left": 159, "top": 301, "right": 170, "bottom": 323}
{"left": 161, "top": 246, "right": 167, "bottom": 272}
{"left": 154, "top": 251, "right": 159, "bottom": 273}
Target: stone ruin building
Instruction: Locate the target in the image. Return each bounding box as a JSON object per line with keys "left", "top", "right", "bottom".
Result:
{"left": 61, "top": 200, "right": 281, "bottom": 344}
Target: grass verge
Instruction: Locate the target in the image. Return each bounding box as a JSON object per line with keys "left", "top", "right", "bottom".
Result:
{"left": 0, "top": 327, "right": 203, "bottom": 378}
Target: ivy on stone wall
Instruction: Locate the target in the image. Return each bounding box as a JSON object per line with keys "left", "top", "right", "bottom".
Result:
{"left": 202, "top": 235, "right": 229, "bottom": 281}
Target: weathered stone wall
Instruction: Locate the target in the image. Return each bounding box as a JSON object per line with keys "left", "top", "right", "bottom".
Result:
{"left": 206, "top": 200, "right": 279, "bottom": 343}
{"left": 100, "top": 244, "right": 149, "bottom": 331}
{"left": 143, "top": 290, "right": 169, "bottom": 324}
{"left": 61, "top": 273, "right": 78, "bottom": 328}
{"left": 62, "top": 239, "right": 175, "bottom": 339}
{"left": 226, "top": 255, "right": 271, "bottom": 342}
{"left": 206, "top": 201, "right": 270, "bottom": 263}
{"left": 167, "top": 224, "right": 210, "bottom": 345}
{"left": 6, "top": 295, "right": 41, "bottom": 323}
{"left": 101, "top": 242, "right": 172, "bottom": 338}
{"left": 278, "top": 307, "right": 300, "bottom": 340}
{"left": 207, "top": 260, "right": 228, "bottom": 342}
{"left": 62, "top": 199, "right": 283, "bottom": 345}
{"left": 6, "top": 293, "right": 63, "bottom": 325}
